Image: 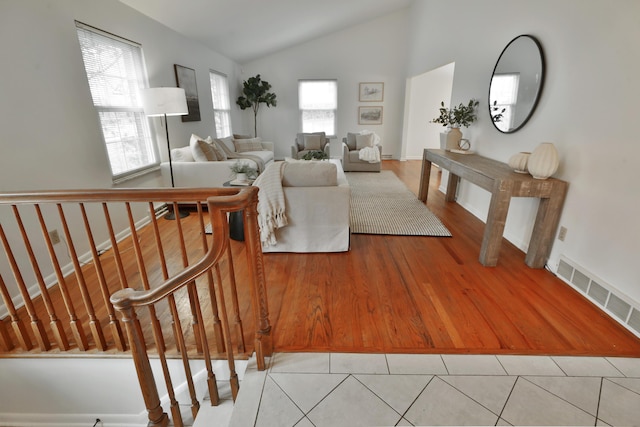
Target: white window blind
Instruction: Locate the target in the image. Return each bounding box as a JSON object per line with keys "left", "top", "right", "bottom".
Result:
{"left": 209, "top": 71, "right": 232, "bottom": 138}
{"left": 76, "top": 22, "right": 156, "bottom": 179}
{"left": 299, "top": 80, "right": 337, "bottom": 137}
{"left": 489, "top": 73, "right": 520, "bottom": 131}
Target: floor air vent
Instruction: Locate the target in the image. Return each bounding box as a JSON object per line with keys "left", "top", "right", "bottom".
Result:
{"left": 557, "top": 256, "right": 640, "bottom": 338}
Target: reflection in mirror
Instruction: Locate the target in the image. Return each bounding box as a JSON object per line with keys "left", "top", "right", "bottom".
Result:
{"left": 489, "top": 35, "right": 544, "bottom": 133}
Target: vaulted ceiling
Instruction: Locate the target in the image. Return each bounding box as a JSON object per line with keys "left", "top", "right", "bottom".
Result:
{"left": 119, "top": 0, "right": 413, "bottom": 63}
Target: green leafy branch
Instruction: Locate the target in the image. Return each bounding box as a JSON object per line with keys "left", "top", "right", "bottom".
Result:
{"left": 430, "top": 99, "right": 480, "bottom": 128}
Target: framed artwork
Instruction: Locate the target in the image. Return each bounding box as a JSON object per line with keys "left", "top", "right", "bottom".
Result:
{"left": 358, "top": 106, "right": 383, "bottom": 125}
{"left": 359, "top": 82, "right": 384, "bottom": 102}
{"left": 174, "top": 64, "right": 201, "bottom": 122}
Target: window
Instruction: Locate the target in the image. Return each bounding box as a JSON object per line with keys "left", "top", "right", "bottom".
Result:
{"left": 76, "top": 22, "right": 156, "bottom": 180}
{"left": 298, "top": 80, "right": 337, "bottom": 137}
{"left": 209, "top": 71, "right": 232, "bottom": 138}
{"left": 489, "top": 73, "right": 520, "bottom": 132}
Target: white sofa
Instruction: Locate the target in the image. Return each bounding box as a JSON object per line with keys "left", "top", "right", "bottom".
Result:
{"left": 160, "top": 137, "right": 274, "bottom": 188}
{"left": 261, "top": 159, "right": 350, "bottom": 253}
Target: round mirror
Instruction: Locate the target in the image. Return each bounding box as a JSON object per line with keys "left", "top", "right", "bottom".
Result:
{"left": 488, "top": 35, "right": 545, "bottom": 133}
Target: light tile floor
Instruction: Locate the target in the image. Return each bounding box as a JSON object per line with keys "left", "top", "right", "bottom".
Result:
{"left": 195, "top": 352, "right": 640, "bottom": 427}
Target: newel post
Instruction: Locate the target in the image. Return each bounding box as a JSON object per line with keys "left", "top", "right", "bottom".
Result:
{"left": 242, "top": 193, "right": 272, "bottom": 370}
{"left": 112, "top": 290, "right": 169, "bottom": 427}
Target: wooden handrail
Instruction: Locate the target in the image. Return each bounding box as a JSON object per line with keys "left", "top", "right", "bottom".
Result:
{"left": 0, "top": 186, "right": 271, "bottom": 427}
{"left": 109, "top": 193, "right": 245, "bottom": 307}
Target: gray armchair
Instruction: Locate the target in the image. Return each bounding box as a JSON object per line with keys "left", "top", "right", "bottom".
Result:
{"left": 291, "top": 132, "right": 330, "bottom": 159}
{"left": 341, "top": 132, "right": 382, "bottom": 172}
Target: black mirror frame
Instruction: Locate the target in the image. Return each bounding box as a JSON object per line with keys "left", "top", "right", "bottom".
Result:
{"left": 488, "top": 34, "right": 545, "bottom": 134}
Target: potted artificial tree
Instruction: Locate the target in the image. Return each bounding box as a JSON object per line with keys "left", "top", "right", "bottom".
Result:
{"left": 236, "top": 74, "right": 277, "bottom": 137}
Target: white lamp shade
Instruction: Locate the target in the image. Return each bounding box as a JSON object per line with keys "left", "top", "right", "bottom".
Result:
{"left": 141, "top": 87, "right": 188, "bottom": 116}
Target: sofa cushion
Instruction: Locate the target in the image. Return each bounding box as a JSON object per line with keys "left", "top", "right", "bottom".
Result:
{"left": 356, "top": 133, "right": 375, "bottom": 150}
{"left": 210, "top": 140, "right": 227, "bottom": 160}
{"left": 233, "top": 133, "right": 252, "bottom": 140}
{"left": 243, "top": 150, "right": 274, "bottom": 164}
{"left": 214, "top": 138, "right": 236, "bottom": 158}
{"left": 296, "top": 132, "right": 327, "bottom": 151}
{"left": 234, "top": 137, "right": 263, "bottom": 153}
{"left": 346, "top": 132, "right": 358, "bottom": 151}
{"left": 282, "top": 161, "right": 337, "bottom": 187}
{"left": 218, "top": 136, "right": 236, "bottom": 153}
{"left": 171, "top": 146, "right": 194, "bottom": 162}
{"left": 190, "top": 135, "right": 218, "bottom": 161}
{"left": 303, "top": 134, "right": 322, "bottom": 150}
{"left": 347, "top": 150, "right": 364, "bottom": 163}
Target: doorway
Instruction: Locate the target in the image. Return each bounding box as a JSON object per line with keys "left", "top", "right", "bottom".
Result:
{"left": 401, "top": 62, "right": 455, "bottom": 160}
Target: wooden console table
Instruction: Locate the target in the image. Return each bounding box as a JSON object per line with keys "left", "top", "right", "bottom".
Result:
{"left": 418, "top": 149, "right": 568, "bottom": 268}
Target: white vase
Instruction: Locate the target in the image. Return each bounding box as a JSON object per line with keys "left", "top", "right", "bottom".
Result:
{"left": 446, "top": 127, "right": 462, "bottom": 151}
{"left": 236, "top": 172, "right": 248, "bottom": 182}
{"left": 527, "top": 143, "right": 559, "bottom": 179}
{"left": 508, "top": 152, "right": 531, "bottom": 173}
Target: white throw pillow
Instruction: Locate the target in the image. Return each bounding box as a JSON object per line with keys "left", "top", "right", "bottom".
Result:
{"left": 356, "top": 133, "right": 374, "bottom": 150}
{"left": 171, "top": 146, "right": 194, "bottom": 162}
{"left": 303, "top": 134, "right": 322, "bottom": 150}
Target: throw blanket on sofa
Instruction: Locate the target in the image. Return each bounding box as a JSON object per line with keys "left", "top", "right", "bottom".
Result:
{"left": 214, "top": 139, "right": 266, "bottom": 172}
{"left": 359, "top": 146, "right": 381, "bottom": 163}
{"left": 253, "top": 162, "right": 288, "bottom": 247}
{"left": 357, "top": 130, "right": 381, "bottom": 163}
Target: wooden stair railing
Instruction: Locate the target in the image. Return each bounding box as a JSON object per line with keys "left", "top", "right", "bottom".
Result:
{"left": 0, "top": 187, "right": 272, "bottom": 427}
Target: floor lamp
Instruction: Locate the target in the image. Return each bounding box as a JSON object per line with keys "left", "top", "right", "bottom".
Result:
{"left": 141, "top": 87, "right": 189, "bottom": 220}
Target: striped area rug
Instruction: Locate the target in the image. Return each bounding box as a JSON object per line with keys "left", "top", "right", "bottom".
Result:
{"left": 345, "top": 170, "right": 451, "bottom": 236}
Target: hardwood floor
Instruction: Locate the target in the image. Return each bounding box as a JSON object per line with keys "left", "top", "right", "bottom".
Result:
{"left": 2, "top": 160, "right": 639, "bottom": 358}
{"left": 263, "top": 160, "right": 640, "bottom": 356}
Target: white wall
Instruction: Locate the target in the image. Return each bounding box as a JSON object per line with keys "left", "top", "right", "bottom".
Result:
{"left": 402, "top": 62, "right": 455, "bottom": 160}
{"left": 0, "top": 356, "right": 242, "bottom": 426}
{"left": 405, "top": 0, "right": 640, "bottom": 305}
{"left": 238, "top": 9, "right": 410, "bottom": 160}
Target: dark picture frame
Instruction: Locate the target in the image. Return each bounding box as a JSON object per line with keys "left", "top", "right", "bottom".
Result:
{"left": 358, "top": 106, "right": 383, "bottom": 125}
{"left": 174, "top": 64, "right": 201, "bottom": 122}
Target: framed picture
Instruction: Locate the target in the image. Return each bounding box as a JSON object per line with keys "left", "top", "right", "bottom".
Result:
{"left": 359, "top": 82, "right": 384, "bottom": 102}
{"left": 174, "top": 64, "right": 201, "bottom": 122}
{"left": 359, "top": 106, "right": 383, "bottom": 125}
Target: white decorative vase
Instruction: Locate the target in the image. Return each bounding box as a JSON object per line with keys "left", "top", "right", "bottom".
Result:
{"left": 446, "top": 127, "right": 462, "bottom": 151}
{"left": 508, "top": 152, "right": 531, "bottom": 173}
{"left": 236, "top": 172, "right": 247, "bottom": 182}
{"left": 527, "top": 143, "right": 559, "bottom": 179}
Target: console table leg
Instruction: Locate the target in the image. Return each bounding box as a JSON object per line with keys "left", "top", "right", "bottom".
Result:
{"left": 418, "top": 158, "right": 432, "bottom": 202}
{"left": 480, "top": 181, "right": 513, "bottom": 266}
{"left": 445, "top": 173, "right": 459, "bottom": 202}
{"left": 525, "top": 183, "right": 568, "bottom": 268}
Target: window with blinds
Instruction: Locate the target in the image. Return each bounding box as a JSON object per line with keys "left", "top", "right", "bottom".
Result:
{"left": 298, "top": 80, "right": 337, "bottom": 137}
{"left": 209, "top": 71, "right": 232, "bottom": 138}
{"left": 489, "top": 73, "right": 520, "bottom": 132}
{"left": 75, "top": 22, "right": 156, "bottom": 180}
